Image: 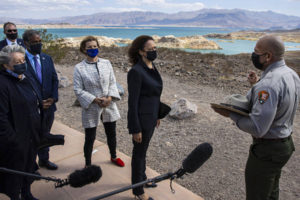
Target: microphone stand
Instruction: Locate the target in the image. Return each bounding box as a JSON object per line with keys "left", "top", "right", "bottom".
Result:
{"left": 0, "top": 167, "right": 62, "bottom": 186}
{"left": 88, "top": 172, "right": 176, "bottom": 200}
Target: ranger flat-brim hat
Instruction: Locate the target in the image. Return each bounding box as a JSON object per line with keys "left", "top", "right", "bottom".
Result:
{"left": 211, "top": 94, "right": 250, "bottom": 116}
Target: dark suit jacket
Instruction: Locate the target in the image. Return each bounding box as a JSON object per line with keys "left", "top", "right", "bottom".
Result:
{"left": 127, "top": 59, "right": 163, "bottom": 134}
{"left": 25, "top": 53, "right": 59, "bottom": 113}
{"left": 0, "top": 70, "right": 43, "bottom": 196}
{"left": 0, "top": 38, "right": 25, "bottom": 50}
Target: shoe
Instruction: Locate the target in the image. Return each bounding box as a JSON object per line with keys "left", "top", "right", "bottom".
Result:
{"left": 111, "top": 158, "right": 125, "bottom": 167}
{"left": 134, "top": 193, "right": 154, "bottom": 200}
{"left": 144, "top": 182, "right": 157, "bottom": 188}
{"left": 38, "top": 160, "right": 58, "bottom": 170}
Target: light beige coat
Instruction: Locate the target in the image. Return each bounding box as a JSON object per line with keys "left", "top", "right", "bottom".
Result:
{"left": 73, "top": 58, "right": 121, "bottom": 128}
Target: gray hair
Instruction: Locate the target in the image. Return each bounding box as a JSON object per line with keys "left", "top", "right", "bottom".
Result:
{"left": 0, "top": 45, "right": 26, "bottom": 66}
{"left": 258, "top": 35, "right": 285, "bottom": 60}
{"left": 22, "top": 29, "right": 40, "bottom": 42}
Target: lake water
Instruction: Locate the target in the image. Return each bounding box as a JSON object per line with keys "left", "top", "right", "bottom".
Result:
{"left": 1, "top": 26, "right": 300, "bottom": 55}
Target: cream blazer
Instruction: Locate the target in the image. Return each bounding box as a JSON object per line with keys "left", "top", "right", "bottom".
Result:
{"left": 73, "top": 58, "right": 121, "bottom": 128}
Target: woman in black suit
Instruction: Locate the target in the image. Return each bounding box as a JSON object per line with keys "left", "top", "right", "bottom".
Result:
{"left": 127, "top": 35, "right": 163, "bottom": 200}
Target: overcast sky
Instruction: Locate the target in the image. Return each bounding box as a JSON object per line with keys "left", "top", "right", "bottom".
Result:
{"left": 0, "top": 0, "right": 299, "bottom": 19}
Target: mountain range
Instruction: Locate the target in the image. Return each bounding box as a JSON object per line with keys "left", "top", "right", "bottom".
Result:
{"left": 1, "top": 9, "right": 300, "bottom": 29}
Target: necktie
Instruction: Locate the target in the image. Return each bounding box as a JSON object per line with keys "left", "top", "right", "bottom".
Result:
{"left": 33, "top": 56, "right": 42, "bottom": 83}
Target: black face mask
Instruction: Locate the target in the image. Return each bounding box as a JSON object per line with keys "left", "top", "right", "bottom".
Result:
{"left": 6, "top": 33, "right": 18, "bottom": 40}
{"left": 29, "top": 43, "right": 42, "bottom": 55}
{"left": 13, "top": 63, "right": 27, "bottom": 75}
{"left": 251, "top": 52, "right": 266, "bottom": 70}
{"left": 146, "top": 50, "right": 157, "bottom": 61}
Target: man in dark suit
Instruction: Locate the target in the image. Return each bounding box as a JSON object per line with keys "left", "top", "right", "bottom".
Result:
{"left": 0, "top": 22, "right": 25, "bottom": 51}
{"left": 23, "top": 29, "right": 59, "bottom": 170}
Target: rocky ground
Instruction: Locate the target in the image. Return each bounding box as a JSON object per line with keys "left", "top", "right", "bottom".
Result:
{"left": 54, "top": 47, "right": 300, "bottom": 200}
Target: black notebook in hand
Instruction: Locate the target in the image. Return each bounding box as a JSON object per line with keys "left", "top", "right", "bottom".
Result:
{"left": 38, "top": 133, "right": 65, "bottom": 150}
{"left": 158, "top": 102, "right": 171, "bottom": 119}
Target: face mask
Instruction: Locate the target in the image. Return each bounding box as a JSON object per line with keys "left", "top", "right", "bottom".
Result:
{"left": 146, "top": 50, "right": 157, "bottom": 61}
{"left": 251, "top": 52, "right": 266, "bottom": 70}
{"left": 29, "top": 43, "right": 42, "bottom": 55}
{"left": 6, "top": 33, "right": 18, "bottom": 40}
{"left": 13, "top": 63, "right": 27, "bottom": 75}
{"left": 86, "top": 48, "right": 99, "bottom": 58}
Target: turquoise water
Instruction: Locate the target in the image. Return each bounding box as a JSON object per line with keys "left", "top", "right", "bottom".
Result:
{"left": 1, "top": 26, "right": 300, "bottom": 55}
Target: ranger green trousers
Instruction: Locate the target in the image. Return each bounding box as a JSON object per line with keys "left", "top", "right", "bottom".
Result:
{"left": 245, "top": 136, "right": 295, "bottom": 200}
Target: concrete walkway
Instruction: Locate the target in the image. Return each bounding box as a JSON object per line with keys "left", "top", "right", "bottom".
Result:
{"left": 0, "top": 121, "right": 204, "bottom": 200}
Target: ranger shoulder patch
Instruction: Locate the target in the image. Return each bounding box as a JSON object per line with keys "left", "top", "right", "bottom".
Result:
{"left": 258, "top": 90, "right": 269, "bottom": 104}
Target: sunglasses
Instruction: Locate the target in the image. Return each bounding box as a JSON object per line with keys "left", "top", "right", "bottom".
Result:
{"left": 7, "top": 29, "right": 17, "bottom": 33}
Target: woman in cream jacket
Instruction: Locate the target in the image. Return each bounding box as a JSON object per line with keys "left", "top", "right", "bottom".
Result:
{"left": 73, "top": 36, "right": 124, "bottom": 167}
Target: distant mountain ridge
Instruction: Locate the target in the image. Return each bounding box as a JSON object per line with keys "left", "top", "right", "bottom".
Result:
{"left": 1, "top": 9, "right": 300, "bottom": 29}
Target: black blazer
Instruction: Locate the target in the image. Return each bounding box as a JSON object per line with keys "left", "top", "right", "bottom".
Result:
{"left": 25, "top": 53, "right": 59, "bottom": 113}
{"left": 0, "top": 38, "right": 25, "bottom": 51}
{"left": 127, "top": 59, "right": 163, "bottom": 134}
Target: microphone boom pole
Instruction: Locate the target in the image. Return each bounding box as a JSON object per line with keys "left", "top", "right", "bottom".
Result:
{"left": 88, "top": 142, "right": 213, "bottom": 200}
{"left": 88, "top": 172, "right": 174, "bottom": 200}
{"left": 0, "top": 165, "right": 102, "bottom": 189}
{"left": 0, "top": 167, "right": 60, "bottom": 182}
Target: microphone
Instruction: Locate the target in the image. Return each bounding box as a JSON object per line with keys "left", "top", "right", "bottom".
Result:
{"left": 0, "top": 165, "right": 102, "bottom": 188}
{"left": 175, "top": 142, "right": 213, "bottom": 178}
{"left": 55, "top": 165, "right": 102, "bottom": 188}
{"left": 88, "top": 143, "right": 213, "bottom": 200}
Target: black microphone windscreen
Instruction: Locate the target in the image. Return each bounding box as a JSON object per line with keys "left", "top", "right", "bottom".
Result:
{"left": 68, "top": 165, "right": 102, "bottom": 188}
{"left": 182, "top": 143, "right": 213, "bottom": 173}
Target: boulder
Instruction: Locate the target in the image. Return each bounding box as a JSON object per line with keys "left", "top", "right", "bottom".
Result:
{"left": 58, "top": 75, "right": 70, "bottom": 88}
{"left": 169, "top": 98, "right": 197, "bottom": 119}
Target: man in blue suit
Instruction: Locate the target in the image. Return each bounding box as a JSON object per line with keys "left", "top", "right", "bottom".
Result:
{"left": 0, "top": 22, "right": 25, "bottom": 50}
{"left": 23, "top": 29, "right": 59, "bottom": 170}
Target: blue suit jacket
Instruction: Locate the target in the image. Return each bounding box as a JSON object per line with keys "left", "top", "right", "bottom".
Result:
{"left": 25, "top": 53, "right": 59, "bottom": 113}
{"left": 0, "top": 38, "right": 25, "bottom": 51}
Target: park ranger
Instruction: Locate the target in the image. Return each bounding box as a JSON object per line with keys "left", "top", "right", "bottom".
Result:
{"left": 212, "top": 35, "right": 300, "bottom": 200}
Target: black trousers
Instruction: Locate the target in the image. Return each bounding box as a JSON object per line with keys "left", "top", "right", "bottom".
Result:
{"left": 131, "top": 127, "right": 155, "bottom": 196}
{"left": 20, "top": 144, "right": 38, "bottom": 199}
{"left": 38, "top": 111, "right": 55, "bottom": 162}
{"left": 7, "top": 142, "right": 37, "bottom": 200}
{"left": 84, "top": 121, "right": 117, "bottom": 166}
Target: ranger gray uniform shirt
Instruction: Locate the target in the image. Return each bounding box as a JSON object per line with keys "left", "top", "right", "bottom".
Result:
{"left": 231, "top": 60, "right": 300, "bottom": 138}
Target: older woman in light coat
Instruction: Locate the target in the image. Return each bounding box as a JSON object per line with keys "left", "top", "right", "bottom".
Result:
{"left": 73, "top": 36, "right": 124, "bottom": 167}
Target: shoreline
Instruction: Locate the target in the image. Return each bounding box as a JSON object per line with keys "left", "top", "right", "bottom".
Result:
{"left": 62, "top": 35, "right": 222, "bottom": 50}
{"left": 204, "top": 29, "right": 300, "bottom": 43}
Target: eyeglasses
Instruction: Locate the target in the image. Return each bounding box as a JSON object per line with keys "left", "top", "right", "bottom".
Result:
{"left": 7, "top": 29, "right": 17, "bottom": 33}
